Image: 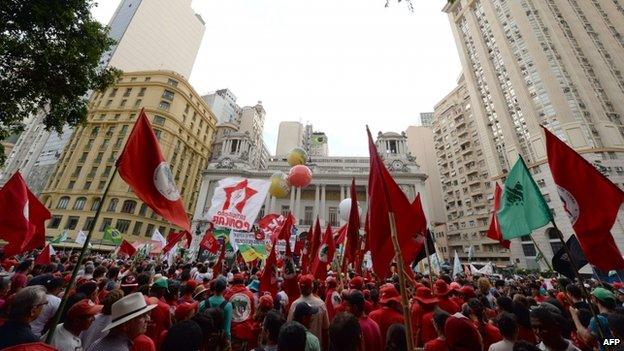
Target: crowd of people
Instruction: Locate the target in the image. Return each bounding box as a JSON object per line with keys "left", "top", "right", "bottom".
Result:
{"left": 0, "top": 250, "right": 624, "bottom": 351}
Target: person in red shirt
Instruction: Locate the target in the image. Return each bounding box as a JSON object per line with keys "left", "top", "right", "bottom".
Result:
{"left": 424, "top": 310, "right": 451, "bottom": 351}
{"left": 177, "top": 280, "right": 197, "bottom": 304}
{"left": 146, "top": 278, "right": 172, "bottom": 346}
{"left": 324, "top": 277, "right": 341, "bottom": 321}
{"left": 368, "top": 283, "right": 404, "bottom": 347}
{"left": 8, "top": 260, "right": 31, "bottom": 295}
{"left": 465, "top": 298, "right": 502, "bottom": 351}
{"left": 433, "top": 280, "right": 460, "bottom": 315}
{"left": 449, "top": 282, "right": 464, "bottom": 308}
{"left": 444, "top": 313, "right": 483, "bottom": 351}
{"left": 224, "top": 273, "right": 256, "bottom": 350}
{"left": 345, "top": 290, "right": 383, "bottom": 351}
{"left": 349, "top": 276, "right": 374, "bottom": 313}
{"left": 411, "top": 286, "right": 439, "bottom": 346}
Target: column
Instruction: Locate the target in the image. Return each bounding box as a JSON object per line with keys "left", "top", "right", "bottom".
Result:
{"left": 289, "top": 185, "right": 295, "bottom": 214}
{"left": 320, "top": 185, "right": 326, "bottom": 226}
{"left": 270, "top": 196, "right": 276, "bottom": 213}
{"left": 264, "top": 192, "right": 271, "bottom": 213}
{"left": 313, "top": 184, "right": 320, "bottom": 222}
{"left": 340, "top": 185, "right": 345, "bottom": 201}
{"left": 295, "top": 187, "right": 302, "bottom": 224}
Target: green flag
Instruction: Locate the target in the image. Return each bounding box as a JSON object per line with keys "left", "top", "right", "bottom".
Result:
{"left": 51, "top": 230, "right": 68, "bottom": 244}
{"left": 103, "top": 227, "right": 122, "bottom": 245}
{"left": 497, "top": 156, "right": 552, "bottom": 239}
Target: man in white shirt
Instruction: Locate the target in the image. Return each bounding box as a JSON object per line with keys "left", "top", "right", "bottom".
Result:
{"left": 29, "top": 275, "right": 63, "bottom": 337}
{"left": 44, "top": 299, "right": 102, "bottom": 351}
{"left": 489, "top": 312, "right": 517, "bottom": 351}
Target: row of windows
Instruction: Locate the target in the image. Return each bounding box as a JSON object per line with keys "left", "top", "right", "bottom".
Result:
{"left": 56, "top": 196, "right": 147, "bottom": 215}
{"left": 48, "top": 214, "right": 168, "bottom": 238}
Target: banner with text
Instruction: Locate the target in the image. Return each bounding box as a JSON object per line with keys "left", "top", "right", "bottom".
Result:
{"left": 205, "top": 178, "right": 270, "bottom": 231}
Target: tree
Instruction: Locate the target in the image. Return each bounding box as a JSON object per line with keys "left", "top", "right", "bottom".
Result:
{"left": 0, "top": 0, "right": 122, "bottom": 164}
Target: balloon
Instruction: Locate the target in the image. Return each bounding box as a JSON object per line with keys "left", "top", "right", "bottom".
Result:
{"left": 287, "top": 147, "right": 308, "bottom": 166}
{"left": 288, "top": 165, "right": 312, "bottom": 188}
{"left": 269, "top": 172, "right": 290, "bottom": 198}
{"left": 339, "top": 198, "right": 362, "bottom": 222}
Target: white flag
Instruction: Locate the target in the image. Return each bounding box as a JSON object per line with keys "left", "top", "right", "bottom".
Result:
{"left": 229, "top": 229, "right": 239, "bottom": 253}
{"left": 75, "top": 231, "right": 87, "bottom": 245}
{"left": 452, "top": 250, "right": 462, "bottom": 277}
{"left": 166, "top": 243, "right": 178, "bottom": 266}
{"left": 151, "top": 228, "right": 167, "bottom": 247}
{"left": 49, "top": 245, "right": 56, "bottom": 256}
{"left": 205, "top": 177, "right": 270, "bottom": 231}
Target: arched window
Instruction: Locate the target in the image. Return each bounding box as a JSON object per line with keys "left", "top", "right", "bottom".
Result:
{"left": 107, "top": 198, "right": 118, "bottom": 212}
{"left": 57, "top": 196, "right": 70, "bottom": 209}
{"left": 73, "top": 197, "right": 86, "bottom": 210}
{"left": 121, "top": 200, "right": 137, "bottom": 214}
{"left": 139, "top": 203, "right": 148, "bottom": 216}
{"left": 91, "top": 198, "right": 101, "bottom": 211}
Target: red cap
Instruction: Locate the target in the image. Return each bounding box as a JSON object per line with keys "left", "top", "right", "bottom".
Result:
{"left": 433, "top": 279, "right": 452, "bottom": 297}
{"left": 379, "top": 283, "right": 401, "bottom": 305}
{"left": 175, "top": 301, "right": 199, "bottom": 321}
{"left": 185, "top": 280, "right": 198, "bottom": 290}
{"left": 459, "top": 285, "right": 476, "bottom": 299}
{"left": 67, "top": 299, "right": 102, "bottom": 319}
{"left": 414, "top": 287, "right": 438, "bottom": 306}
{"left": 298, "top": 274, "right": 314, "bottom": 289}
{"left": 445, "top": 314, "right": 482, "bottom": 351}
{"left": 232, "top": 273, "right": 245, "bottom": 284}
{"left": 259, "top": 294, "right": 274, "bottom": 310}
{"left": 349, "top": 276, "right": 364, "bottom": 290}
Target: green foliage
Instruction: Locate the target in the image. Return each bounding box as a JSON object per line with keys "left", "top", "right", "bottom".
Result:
{"left": 0, "top": 0, "right": 122, "bottom": 164}
{"left": 385, "top": 0, "right": 414, "bottom": 12}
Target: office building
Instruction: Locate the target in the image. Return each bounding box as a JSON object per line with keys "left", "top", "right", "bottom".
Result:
{"left": 420, "top": 112, "right": 435, "bottom": 127}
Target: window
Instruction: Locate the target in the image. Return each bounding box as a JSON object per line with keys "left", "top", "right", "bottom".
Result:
{"left": 68, "top": 181, "right": 75, "bottom": 189}
{"left": 162, "top": 90, "right": 175, "bottom": 101}
{"left": 83, "top": 181, "right": 91, "bottom": 190}
{"left": 139, "top": 203, "right": 148, "bottom": 216}
{"left": 145, "top": 224, "right": 155, "bottom": 237}
{"left": 65, "top": 216, "right": 80, "bottom": 230}
{"left": 153, "top": 129, "right": 161, "bottom": 139}
{"left": 98, "top": 181, "right": 106, "bottom": 190}
{"left": 114, "top": 138, "right": 123, "bottom": 148}
{"left": 153, "top": 115, "right": 166, "bottom": 125}
{"left": 158, "top": 101, "right": 170, "bottom": 110}
{"left": 113, "top": 113, "right": 121, "bottom": 120}
{"left": 83, "top": 217, "right": 94, "bottom": 231}
{"left": 145, "top": 77, "right": 151, "bottom": 82}
{"left": 134, "top": 99, "right": 142, "bottom": 107}
{"left": 109, "top": 88, "right": 118, "bottom": 97}
{"left": 123, "top": 88, "right": 132, "bottom": 97}
{"left": 73, "top": 197, "right": 86, "bottom": 210}
{"left": 79, "top": 152, "right": 88, "bottom": 163}
{"left": 105, "top": 100, "right": 112, "bottom": 107}
{"left": 48, "top": 215, "right": 62, "bottom": 228}
{"left": 138, "top": 87, "right": 146, "bottom": 96}
{"left": 550, "top": 241, "right": 563, "bottom": 255}
{"left": 91, "top": 198, "right": 101, "bottom": 211}
{"left": 116, "top": 219, "right": 131, "bottom": 233}
{"left": 120, "top": 99, "right": 127, "bottom": 107}
{"left": 88, "top": 166, "right": 98, "bottom": 177}
{"left": 167, "top": 78, "right": 178, "bottom": 87}
{"left": 121, "top": 200, "right": 137, "bottom": 214}
{"left": 304, "top": 206, "right": 313, "bottom": 225}
{"left": 281, "top": 205, "right": 290, "bottom": 217}
{"left": 159, "top": 226, "right": 166, "bottom": 235}
{"left": 121, "top": 125, "right": 129, "bottom": 134}
{"left": 107, "top": 198, "right": 119, "bottom": 212}
{"left": 100, "top": 217, "right": 113, "bottom": 231}
{"left": 57, "top": 196, "right": 70, "bottom": 209}
{"left": 522, "top": 243, "right": 536, "bottom": 257}
{"left": 133, "top": 222, "right": 143, "bottom": 236}
{"left": 329, "top": 207, "right": 338, "bottom": 226}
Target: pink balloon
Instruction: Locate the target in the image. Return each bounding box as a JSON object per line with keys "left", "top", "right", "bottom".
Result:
{"left": 288, "top": 165, "right": 312, "bottom": 187}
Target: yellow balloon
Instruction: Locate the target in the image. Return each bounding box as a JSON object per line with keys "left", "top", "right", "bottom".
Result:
{"left": 287, "top": 147, "right": 308, "bottom": 166}
{"left": 269, "top": 172, "right": 290, "bottom": 198}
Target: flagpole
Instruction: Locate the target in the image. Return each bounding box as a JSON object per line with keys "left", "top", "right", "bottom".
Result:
{"left": 388, "top": 212, "right": 414, "bottom": 351}
{"left": 423, "top": 230, "right": 435, "bottom": 287}
{"left": 529, "top": 236, "right": 553, "bottom": 272}
{"left": 45, "top": 167, "right": 119, "bottom": 344}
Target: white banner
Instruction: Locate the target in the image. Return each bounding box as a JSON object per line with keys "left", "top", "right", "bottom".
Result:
{"left": 205, "top": 178, "right": 270, "bottom": 231}
{"left": 75, "top": 231, "right": 87, "bottom": 245}
{"left": 230, "top": 229, "right": 296, "bottom": 253}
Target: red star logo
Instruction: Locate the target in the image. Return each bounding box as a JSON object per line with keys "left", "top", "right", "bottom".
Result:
{"left": 222, "top": 179, "right": 258, "bottom": 213}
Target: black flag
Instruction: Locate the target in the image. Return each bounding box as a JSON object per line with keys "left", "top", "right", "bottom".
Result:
{"left": 414, "top": 229, "right": 436, "bottom": 264}
{"left": 552, "top": 234, "right": 588, "bottom": 279}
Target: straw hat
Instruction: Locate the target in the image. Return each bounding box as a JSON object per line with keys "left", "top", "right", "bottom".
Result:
{"left": 102, "top": 292, "right": 156, "bottom": 331}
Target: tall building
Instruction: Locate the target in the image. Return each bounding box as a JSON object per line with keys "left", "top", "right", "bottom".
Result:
{"left": 1, "top": 0, "right": 205, "bottom": 192}
{"left": 430, "top": 75, "right": 510, "bottom": 265}
{"left": 420, "top": 112, "right": 435, "bottom": 127}
{"left": 443, "top": 0, "right": 624, "bottom": 269}
{"left": 202, "top": 89, "right": 241, "bottom": 124}
{"left": 276, "top": 122, "right": 306, "bottom": 156}
{"left": 40, "top": 71, "right": 217, "bottom": 247}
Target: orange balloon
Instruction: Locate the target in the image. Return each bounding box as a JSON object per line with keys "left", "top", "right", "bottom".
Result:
{"left": 288, "top": 165, "right": 312, "bottom": 188}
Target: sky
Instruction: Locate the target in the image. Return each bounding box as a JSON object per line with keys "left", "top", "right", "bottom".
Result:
{"left": 90, "top": 0, "right": 461, "bottom": 156}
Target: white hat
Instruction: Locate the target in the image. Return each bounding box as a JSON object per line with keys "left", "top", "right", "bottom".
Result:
{"left": 102, "top": 292, "right": 156, "bottom": 331}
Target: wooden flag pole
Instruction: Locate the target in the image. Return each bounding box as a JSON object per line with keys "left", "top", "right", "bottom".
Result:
{"left": 388, "top": 212, "right": 414, "bottom": 351}
{"left": 45, "top": 167, "right": 119, "bottom": 344}
{"left": 529, "top": 235, "right": 553, "bottom": 272}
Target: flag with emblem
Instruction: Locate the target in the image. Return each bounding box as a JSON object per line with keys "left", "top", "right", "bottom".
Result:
{"left": 311, "top": 223, "right": 335, "bottom": 280}
{"left": 103, "top": 227, "right": 122, "bottom": 246}
{"left": 51, "top": 230, "right": 68, "bottom": 244}
{"left": 497, "top": 156, "right": 552, "bottom": 239}
{"left": 543, "top": 127, "right": 624, "bottom": 271}
{"left": 0, "top": 172, "right": 51, "bottom": 256}
{"left": 116, "top": 108, "right": 190, "bottom": 231}
{"left": 199, "top": 229, "right": 219, "bottom": 253}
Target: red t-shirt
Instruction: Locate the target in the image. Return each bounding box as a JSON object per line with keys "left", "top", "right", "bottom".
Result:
{"left": 420, "top": 311, "right": 438, "bottom": 345}
{"left": 475, "top": 322, "right": 502, "bottom": 351}
{"left": 224, "top": 285, "right": 256, "bottom": 341}
{"left": 424, "top": 338, "right": 449, "bottom": 351}
{"left": 146, "top": 299, "right": 171, "bottom": 345}
{"left": 358, "top": 315, "right": 384, "bottom": 351}
{"left": 368, "top": 307, "right": 404, "bottom": 347}
{"left": 437, "top": 297, "right": 460, "bottom": 315}
{"left": 517, "top": 325, "right": 536, "bottom": 344}
{"left": 410, "top": 301, "right": 437, "bottom": 346}
{"left": 132, "top": 334, "right": 156, "bottom": 351}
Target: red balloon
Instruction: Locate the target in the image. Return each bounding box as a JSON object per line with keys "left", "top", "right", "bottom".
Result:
{"left": 288, "top": 165, "right": 312, "bottom": 187}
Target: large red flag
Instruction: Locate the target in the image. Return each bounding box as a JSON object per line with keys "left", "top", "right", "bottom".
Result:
{"left": 487, "top": 183, "right": 510, "bottom": 249}
{"left": 259, "top": 242, "right": 278, "bottom": 298}
{"left": 366, "top": 127, "right": 423, "bottom": 279}
{"left": 344, "top": 178, "right": 361, "bottom": 264}
{"left": 308, "top": 218, "right": 322, "bottom": 271}
{"left": 311, "top": 224, "right": 336, "bottom": 280}
{"left": 0, "top": 172, "right": 51, "bottom": 256}
{"left": 334, "top": 224, "right": 347, "bottom": 245}
{"left": 162, "top": 230, "right": 191, "bottom": 254}
{"left": 274, "top": 212, "right": 295, "bottom": 242}
{"left": 411, "top": 194, "right": 428, "bottom": 236}
{"left": 118, "top": 239, "right": 137, "bottom": 257}
{"left": 34, "top": 244, "right": 52, "bottom": 266}
{"left": 543, "top": 127, "right": 624, "bottom": 271}
{"left": 199, "top": 230, "right": 219, "bottom": 253}
{"left": 116, "top": 108, "right": 190, "bottom": 231}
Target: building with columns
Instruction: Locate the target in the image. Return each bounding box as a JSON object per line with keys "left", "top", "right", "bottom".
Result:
{"left": 191, "top": 131, "right": 429, "bottom": 253}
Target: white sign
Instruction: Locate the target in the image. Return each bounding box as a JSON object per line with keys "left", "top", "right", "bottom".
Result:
{"left": 230, "top": 229, "right": 296, "bottom": 253}
{"left": 205, "top": 178, "right": 270, "bottom": 231}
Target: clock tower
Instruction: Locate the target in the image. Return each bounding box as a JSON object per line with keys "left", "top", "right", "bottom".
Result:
{"left": 375, "top": 131, "right": 420, "bottom": 173}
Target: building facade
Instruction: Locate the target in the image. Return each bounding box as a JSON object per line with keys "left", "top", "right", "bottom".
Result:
{"left": 39, "top": 71, "right": 217, "bottom": 247}
{"left": 1, "top": 0, "right": 205, "bottom": 193}
{"left": 276, "top": 122, "right": 306, "bottom": 157}
{"left": 431, "top": 75, "right": 510, "bottom": 265}
{"left": 420, "top": 112, "right": 435, "bottom": 128}
{"left": 443, "top": 0, "right": 624, "bottom": 269}
{"left": 202, "top": 89, "right": 241, "bottom": 124}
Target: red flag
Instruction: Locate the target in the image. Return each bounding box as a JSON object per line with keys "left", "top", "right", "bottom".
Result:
{"left": 344, "top": 178, "right": 361, "bottom": 264}
{"left": 411, "top": 194, "right": 428, "bottom": 236}
{"left": 276, "top": 212, "right": 295, "bottom": 242}
{"left": 308, "top": 218, "right": 322, "bottom": 271}
{"left": 0, "top": 172, "right": 51, "bottom": 256}
{"left": 311, "top": 224, "right": 336, "bottom": 280}
{"left": 118, "top": 239, "right": 137, "bottom": 257}
{"left": 283, "top": 241, "right": 300, "bottom": 303}
{"left": 300, "top": 226, "right": 312, "bottom": 274}
{"left": 200, "top": 230, "right": 219, "bottom": 253}
{"left": 259, "top": 242, "right": 278, "bottom": 298}
{"left": 334, "top": 224, "right": 348, "bottom": 245}
{"left": 487, "top": 183, "right": 510, "bottom": 249}
{"left": 162, "top": 231, "right": 190, "bottom": 254}
{"left": 366, "top": 127, "right": 423, "bottom": 279}
{"left": 543, "top": 127, "right": 624, "bottom": 271}
{"left": 213, "top": 242, "right": 227, "bottom": 277}
{"left": 258, "top": 214, "right": 283, "bottom": 239}
{"left": 34, "top": 244, "right": 52, "bottom": 266}
{"left": 116, "top": 109, "right": 190, "bottom": 231}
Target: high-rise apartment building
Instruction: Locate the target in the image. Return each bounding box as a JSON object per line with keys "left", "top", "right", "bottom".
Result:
{"left": 276, "top": 122, "right": 306, "bottom": 156}
{"left": 40, "top": 71, "right": 217, "bottom": 246}
{"left": 202, "top": 89, "right": 241, "bottom": 124}
{"left": 1, "top": 0, "right": 205, "bottom": 193}
{"left": 443, "top": 0, "right": 624, "bottom": 268}
{"left": 420, "top": 112, "right": 435, "bottom": 127}
{"left": 430, "top": 75, "right": 510, "bottom": 265}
